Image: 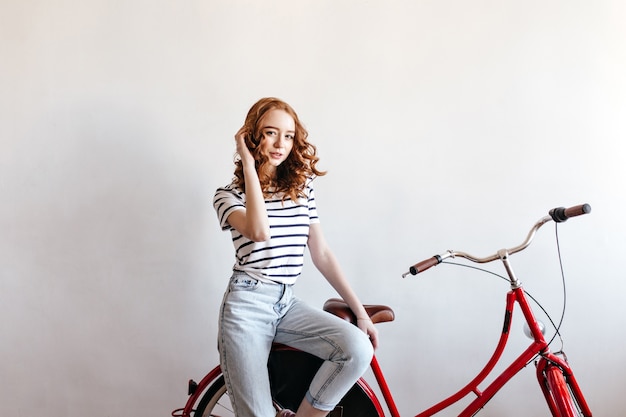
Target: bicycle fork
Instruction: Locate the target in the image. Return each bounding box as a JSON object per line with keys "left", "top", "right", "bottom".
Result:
{"left": 535, "top": 353, "right": 593, "bottom": 417}
{"left": 507, "top": 255, "right": 592, "bottom": 417}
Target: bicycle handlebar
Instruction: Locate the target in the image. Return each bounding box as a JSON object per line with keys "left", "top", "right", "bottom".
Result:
{"left": 549, "top": 203, "right": 591, "bottom": 223}
{"left": 403, "top": 203, "right": 591, "bottom": 278}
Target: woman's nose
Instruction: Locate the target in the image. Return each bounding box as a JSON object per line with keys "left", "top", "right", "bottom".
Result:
{"left": 273, "top": 136, "right": 285, "bottom": 147}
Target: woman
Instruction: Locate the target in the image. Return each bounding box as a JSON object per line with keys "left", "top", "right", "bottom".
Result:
{"left": 213, "top": 97, "right": 378, "bottom": 417}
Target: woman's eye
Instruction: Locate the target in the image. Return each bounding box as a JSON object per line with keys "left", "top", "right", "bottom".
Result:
{"left": 264, "top": 130, "right": 276, "bottom": 136}
{"left": 285, "top": 134, "right": 295, "bottom": 140}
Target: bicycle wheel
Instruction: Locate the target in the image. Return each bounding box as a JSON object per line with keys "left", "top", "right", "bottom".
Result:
{"left": 194, "top": 349, "right": 381, "bottom": 417}
{"left": 194, "top": 375, "right": 233, "bottom": 417}
{"left": 544, "top": 366, "right": 583, "bottom": 417}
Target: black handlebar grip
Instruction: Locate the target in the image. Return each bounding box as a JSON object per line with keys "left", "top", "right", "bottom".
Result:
{"left": 549, "top": 203, "right": 591, "bottom": 223}
{"left": 409, "top": 255, "right": 442, "bottom": 275}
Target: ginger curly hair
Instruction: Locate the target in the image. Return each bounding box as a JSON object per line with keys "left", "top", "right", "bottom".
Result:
{"left": 233, "top": 97, "right": 326, "bottom": 202}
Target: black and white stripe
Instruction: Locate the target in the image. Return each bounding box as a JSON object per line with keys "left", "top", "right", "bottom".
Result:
{"left": 213, "top": 182, "right": 320, "bottom": 284}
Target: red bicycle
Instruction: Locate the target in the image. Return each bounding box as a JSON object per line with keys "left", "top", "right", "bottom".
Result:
{"left": 172, "top": 203, "right": 593, "bottom": 417}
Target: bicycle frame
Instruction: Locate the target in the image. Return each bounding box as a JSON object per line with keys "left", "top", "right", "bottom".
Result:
{"left": 173, "top": 204, "right": 592, "bottom": 417}
{"left": 172, "top": 365, "right": 223, "bottom": 417}
{"left": 172, "top": 348, "right": 388, "bottom": 417}
{"left": 390, "top": 204, "right": 593, "bottom": 416}
{"left": 368, "top": 278, "right": 591, "bottom": 416}
{"left": 174, "top": 280, "right": 591, "bottom": 417}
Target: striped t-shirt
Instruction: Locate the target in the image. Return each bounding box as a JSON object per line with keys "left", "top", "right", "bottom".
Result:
{"left": 213, "top": 181, "right": 320, "bottom": 284}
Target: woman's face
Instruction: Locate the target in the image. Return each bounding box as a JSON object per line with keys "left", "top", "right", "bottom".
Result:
{"left": 257, "top": 109, "right": 295, "bottom": 171}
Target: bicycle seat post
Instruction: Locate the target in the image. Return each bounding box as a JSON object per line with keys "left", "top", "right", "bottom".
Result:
{"left": 498, "top": 249, "right": 521, "bottom": 289}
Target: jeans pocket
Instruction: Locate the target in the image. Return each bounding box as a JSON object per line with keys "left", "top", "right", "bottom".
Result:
{"left": 229, "top": 275, "right": 261, "bottom": 292}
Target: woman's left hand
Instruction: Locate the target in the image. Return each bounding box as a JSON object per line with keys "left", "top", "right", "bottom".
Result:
{"left": 357, "top": 318, "right": 379, "bottom": 350}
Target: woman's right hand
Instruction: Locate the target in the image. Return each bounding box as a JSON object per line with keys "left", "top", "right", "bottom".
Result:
{"left": 235, "top": 126, "right": 256, "bottom": 168}
{"left": 229, "top": 126, "right": 270, "bottom": 241}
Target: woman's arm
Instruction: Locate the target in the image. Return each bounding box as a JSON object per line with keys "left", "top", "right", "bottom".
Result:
{"left": 226, "top": 128, "right": 270, "bottom": 242}
{"left": 307, "top": 223, "right": 379, "bottom": 349}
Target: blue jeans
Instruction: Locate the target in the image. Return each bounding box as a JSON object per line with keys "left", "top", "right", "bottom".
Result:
{"left": 218, "top": 272, "right": 373, "bottom": 417}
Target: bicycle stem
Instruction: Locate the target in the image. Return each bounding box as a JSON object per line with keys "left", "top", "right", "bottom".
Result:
{"left": 499, "top": 249, "right": 521, "bottom": 289}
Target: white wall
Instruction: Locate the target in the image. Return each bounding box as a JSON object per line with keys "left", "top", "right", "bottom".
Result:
{"left": 1, "top": 1, "right": 624, "bottom": 415}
